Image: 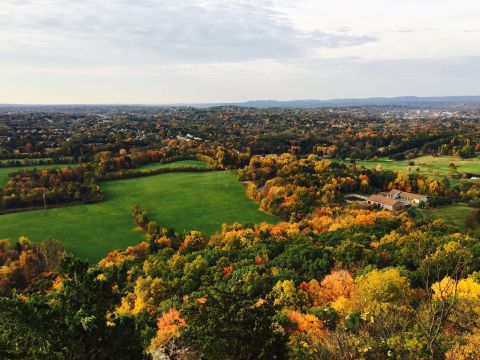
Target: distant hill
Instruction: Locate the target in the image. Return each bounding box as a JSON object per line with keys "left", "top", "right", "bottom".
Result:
{"left": 2, "top": 96, "right": 480, "bottom": 110}
{"left": 227, "top": 96, "right": 480, "bottom": 108}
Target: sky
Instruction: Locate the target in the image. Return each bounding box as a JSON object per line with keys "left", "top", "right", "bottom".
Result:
{"left": 0, "top": 0, "right": 479, "bottom": 104}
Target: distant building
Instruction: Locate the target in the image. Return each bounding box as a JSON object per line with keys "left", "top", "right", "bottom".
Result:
{"left": 386, "top": 189, "right": 428, "bottom": 205}
{"left": 367, "top": 194, "right": 405, "bottom": 212}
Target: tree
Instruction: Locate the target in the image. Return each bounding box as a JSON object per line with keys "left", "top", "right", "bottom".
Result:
{"left": 180, "top": 283, "right": 287, "bottom": 359}
{"left": 179, "top": 231, "right": 207, "bottom": 254}
{"left": 354, "top": 268, "right": 413, "bottom": 308}
{"left": 271, "top": 243, "right": 333, "bottom": 279}
{"left": 117, "top": 275, "right": 168, "bottom": 315}
{"left": 319, "top": 270, "right": 355, "bottom": 306}
{"left": 333, "top": 240, "right": 366, "bottom": 268}
{"left": 146, "top": 221, "right": 160, "bottom": 241}
{"left": 270, "top": 280, "right": 309, "bottom": 310}
{"left": 446, "top": 330, "right": 480, "bottom": 360}
{"left": 149, "top": 308, "right": 186, "bottom": 350}
{"left": 0, "top": 254, "right": 148, "bottom": 359}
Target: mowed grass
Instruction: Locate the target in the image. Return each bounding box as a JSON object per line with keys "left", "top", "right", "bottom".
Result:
{"left": 350, "top": 155, "right": 480, "bottom": 184}
{"left": 0, "top": 157, "right": 52, "bottom": 164}
{"left": 414, "top": 203, "right": 474, "bottom": 229}
{"left": 138, "top": 160, "right": 209, "bottom": 171}
{"left": 0, "top": 170, "right": 277, "bottom": 263}
{"left": 0, "top": 163, "right": 77, "bottom": 186}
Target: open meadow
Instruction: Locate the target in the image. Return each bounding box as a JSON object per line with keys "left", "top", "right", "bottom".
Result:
{"left": 137, "top": 159, "right": 209, "bottom": 171}
{"left": 0, "top": 157, "right": 56, "bottom": 165}
{"left": 0, "top": 164, "right": 277, "bottom": 263}
{"left": 413, "top": 203, "right": 475, "bottom": 228}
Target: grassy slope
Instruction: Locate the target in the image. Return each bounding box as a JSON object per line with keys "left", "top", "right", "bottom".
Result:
{"left": 0, "top": 170, "right": 277, "bottom": 263}
{"left": 0, "top": 158, "right": 52, "bottom": 164}
{"left": 138, "top": 160, "right": 209, "bottom": 171}
{"left": 350, "top": 155, "right": 480, "bottom": 184}
{"left": 0, "top": 163, "right": 77, "bottom": 186}
{"left": 414, "top": 203, "right": 474, "bottom": 229}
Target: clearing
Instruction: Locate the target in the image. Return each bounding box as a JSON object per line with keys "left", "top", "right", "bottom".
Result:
{"left": 0, "top": 165, "right": 277, "bottom": 263}
{"left": 413, "top": 203, "right": 475, "bottom": 229}
{"left": 137, "top": 159, "right": 209, "bottom": 171}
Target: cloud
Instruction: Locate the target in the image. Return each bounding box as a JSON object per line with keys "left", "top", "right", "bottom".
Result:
{"left": 0, "top": 0, "right": 376, "bottom": 67}
{"left": 1, "top": 0, "right": 478, "bottom": 104}
{"left": 0, "top": 0, "right": 375, "bottom": 66}
{"left": 386, "top": 28, "right": 415, "bottom": 33}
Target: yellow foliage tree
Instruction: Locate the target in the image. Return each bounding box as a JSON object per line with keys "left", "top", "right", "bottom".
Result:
{"left": 116, "top": 275, "right": 167, "bottom": 316}
{"left": 446, "top": 330, "right": 480, "bottom": 360}
{"left": 354, "top": 268, "right": 413, "bottom": 309}
{"left": 271, "top": 280, "right": 309, "bottom": 310}
{"left": 432, "top": 277, "right": 480, "bottom": 302}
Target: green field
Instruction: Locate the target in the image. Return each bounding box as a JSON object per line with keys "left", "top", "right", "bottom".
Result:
{"left": 414, "top": 203, "right": 474, "bottom": 228}
{"left": 138, "top": 159, "right": 209, "bottom": 171}
{"left": 0, "top": 169, "right": 277, "bottom": 263}
{"left": 349, "top": 155, "right": 480, "bottom": 184}
{"left": 0, "top": 157, "right": 54, "bottom": 165}
{"left": 0, "top": 163, "right": 77, "bottom": 186}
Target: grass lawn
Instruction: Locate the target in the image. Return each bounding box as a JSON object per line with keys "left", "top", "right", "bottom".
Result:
{"left": 0, "top": 170, "right": 277, "bottom": 263}
{"left": 0, "top": 163, "right": 77, "bottom": 186}
{"left": 138, "top": 159, "right": 209, "bottom": 171}
{"left": 413, "top": 203, "right": 475, "bottom": 229}
{"left": 0, "top": 158, "right": 52, "bottom": 164}
{"left": 349, "top": 155, "right": 480, "bottom": 185}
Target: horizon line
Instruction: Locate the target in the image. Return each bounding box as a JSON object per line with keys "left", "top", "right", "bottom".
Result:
{"left": 2, "top": 95, "right": 480, "bottom": 107}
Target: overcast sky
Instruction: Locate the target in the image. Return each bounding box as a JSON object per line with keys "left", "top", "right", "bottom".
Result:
{"left": 1, "top": 0, "right": 479, "bottom": 104}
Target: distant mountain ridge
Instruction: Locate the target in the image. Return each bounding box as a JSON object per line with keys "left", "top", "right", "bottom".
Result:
{"left": 226, "top": 96, "right": 480, "bottom": 108}
{"left": 2, "top": 96, "right": 480, "bottom": 110}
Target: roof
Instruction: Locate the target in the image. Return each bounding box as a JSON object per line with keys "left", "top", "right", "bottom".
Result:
{"left": 389, "top": 188, "right": 426, "bottom": 201}
{"left": 387, "top": 189, "right": 402, "bottom": 197}
{"left": 368, "top": 194, "right": 404, "bottom": 207}
{"left": 399, "top": 192, "right": 426, "bottom": 200}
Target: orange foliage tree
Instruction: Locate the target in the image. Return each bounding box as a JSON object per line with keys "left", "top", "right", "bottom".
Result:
{"left": 300, "top": 270, "right": 355, "bottom": 308}
{"left": 149, "top": 308, "right": 186, "bottom": 350}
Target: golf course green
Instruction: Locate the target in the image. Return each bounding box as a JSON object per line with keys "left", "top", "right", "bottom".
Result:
{"left": 348, "top": 155, "right": 480, "bottom": 184}
{"left": 0, "top": 164, "right": 277, "bottom": 263}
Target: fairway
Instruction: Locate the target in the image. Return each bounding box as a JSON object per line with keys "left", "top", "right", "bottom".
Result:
{"left": 414, "top": 203, "right": 474, "bottom": 228}
{"left": 349, "top": 155, "right": 480, "bottom": 184}
{"left": 0, "top": 170, "right": 277, "bottom": 263}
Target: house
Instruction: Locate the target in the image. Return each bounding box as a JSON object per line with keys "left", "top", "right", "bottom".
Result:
{"left": 367, "top": 194, "right": 405, "bottom": 212}
{"left": 385, "top": 188, "right": 428, "bottom": 205}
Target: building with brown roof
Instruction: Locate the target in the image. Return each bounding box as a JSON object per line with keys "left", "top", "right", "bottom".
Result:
{"left": 367, "top": 194, "right": 405, "bottom": 212}
{"left": 386, "top": 188, "right": 428, "bottom": 205}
